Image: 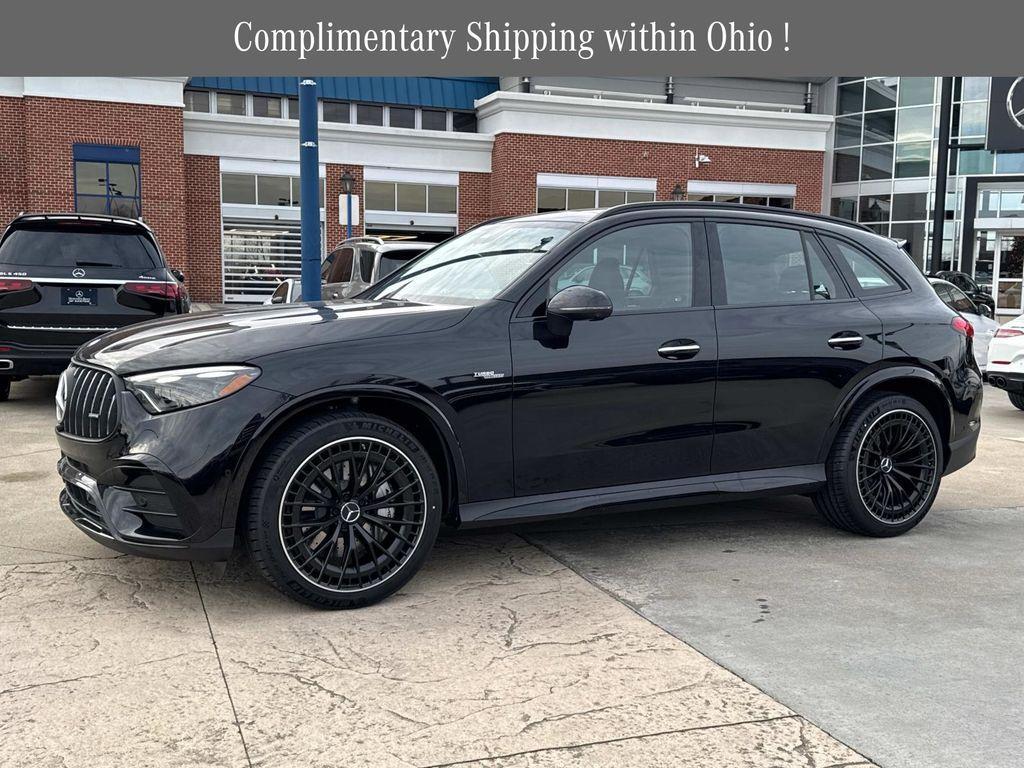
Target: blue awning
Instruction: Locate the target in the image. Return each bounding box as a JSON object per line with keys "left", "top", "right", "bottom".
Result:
{"left": 186, "top": 77, "right": 498, "bottom": 110}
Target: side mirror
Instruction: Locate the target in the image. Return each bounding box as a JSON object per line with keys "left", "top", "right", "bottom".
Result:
{"left": 546, "top": 285, "right": 613, "bottom": 336}
{"left": 171, "top": 269, "right": 185, "bottom": 282}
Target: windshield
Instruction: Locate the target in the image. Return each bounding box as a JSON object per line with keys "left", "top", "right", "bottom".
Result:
{"left": 365, "top": 219, "right": 580, "bottom": 304}
{"left": 0, "top": 226, "right": 161, "bottom": 269}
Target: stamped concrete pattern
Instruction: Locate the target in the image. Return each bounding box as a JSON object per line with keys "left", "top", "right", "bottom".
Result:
{"left": 0, "top": 377, "right": 878, "bottom": 767}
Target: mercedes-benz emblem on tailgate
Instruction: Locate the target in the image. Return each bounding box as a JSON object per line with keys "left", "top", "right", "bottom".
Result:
{"left": 72, "top": 268, "right": 86, "bottom": 278}
{"left": 1009, "top": 77, "right": 1024, "bottom": 130}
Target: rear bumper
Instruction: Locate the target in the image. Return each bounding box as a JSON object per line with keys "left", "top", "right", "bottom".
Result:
{"left": 0, "top": 342, "right": 78, "bottom": 376}
{"left": 986, "top": 372, "right": 1024, "bottom": 393}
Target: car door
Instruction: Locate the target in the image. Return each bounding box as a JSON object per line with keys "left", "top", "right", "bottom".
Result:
{"left": 510, "top": 219, "right": 717, "bottom": 496}
{"left": 708, "top": 219, "right": 884, "bottom": 474}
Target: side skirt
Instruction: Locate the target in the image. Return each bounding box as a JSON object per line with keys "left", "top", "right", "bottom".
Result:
{"left": 458, "top": 464, "right": 825, "bottom": 527}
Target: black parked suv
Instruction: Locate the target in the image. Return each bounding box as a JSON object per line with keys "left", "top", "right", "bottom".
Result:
{"left": 929, "top": 270, "right": 995, "bottom": 318}
{"left": 0, "top": 214, "right": 188, "bottom": 400}
{"left": 55, "top": 203, "right": 982, "bottom": 608}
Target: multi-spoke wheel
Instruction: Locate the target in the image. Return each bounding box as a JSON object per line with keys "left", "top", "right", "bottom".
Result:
{"left": 246, "top": 412, "right": 442, "bottom": 608}
{"left": 855, "top": 410, "right": 938, "bottom": 523}
{"left": 814, "top": 393, "right": 942, "bottom": 537}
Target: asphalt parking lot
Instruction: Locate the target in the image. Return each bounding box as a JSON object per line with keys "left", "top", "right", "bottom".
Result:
{"left": 2, "top": 377, "right": 1020, "bottom": 767}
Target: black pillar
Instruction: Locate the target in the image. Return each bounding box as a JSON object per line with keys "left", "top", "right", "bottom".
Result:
{"left": 930, "top": 77, "right": 954, "bottom": 274}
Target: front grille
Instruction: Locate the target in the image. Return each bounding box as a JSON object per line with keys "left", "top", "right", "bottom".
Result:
{"left": 62, "top": 365, "right": 119, "bottom": 439}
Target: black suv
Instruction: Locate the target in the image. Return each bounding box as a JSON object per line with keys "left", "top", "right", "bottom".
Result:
{"left": 930, "top": 270, "right": 995, "bottom": 318}
{"left": 0, "top": 214, "right": 188, "bottom": 399}
{"left": 55, "top": 203, "right": 982, "bottom": 608}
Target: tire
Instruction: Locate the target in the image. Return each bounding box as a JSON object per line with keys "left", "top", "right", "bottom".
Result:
{"left": 0, "top": 377, "right": 10, "bottom": 402}
{"left": 1009, "top": 392, "right": 1024, "bottom": 411}
{"left": 244, "top": 411, "right": 443, "bottom": 608}
{"left": 813, "top": 393, "right": 942, "bottom": 537}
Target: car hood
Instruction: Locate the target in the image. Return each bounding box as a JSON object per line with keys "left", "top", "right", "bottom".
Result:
{"left": 77, "top": 298, "right": 471, "bottom": 375}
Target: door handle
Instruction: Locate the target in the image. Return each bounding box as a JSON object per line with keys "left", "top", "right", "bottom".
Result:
{"left": 827, "top": 331, "right": 864, "bottom": 350}
{"left": 658, "top": 339, "right": 701, "bottom": 360}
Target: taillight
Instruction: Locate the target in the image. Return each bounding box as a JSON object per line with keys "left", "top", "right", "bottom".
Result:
{"left": 951, "top": 316, "right": 974, "bottom": 338}
{"left": 994, "top": 327, "right": 1024, "bottom": 339}
{"left": 0, "top": 278, "right": 34, "bottom": 294}
{"left": 122, "top": 281, "right": 182, "bottom": 299}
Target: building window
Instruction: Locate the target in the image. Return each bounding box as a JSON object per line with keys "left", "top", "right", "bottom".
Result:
{"left": 221, "top": 173, "right": 324, "bottom": 208}
{"left": 364, "top": 181, "right": 458, "bottom": 214}
{"left": 73, "top": 144, "right": 142, "bottom": 218}
{"left": 537, "top": 185, "right": 654, "bottom": 212}
{"left": 685, "top": 193, "right": 794, "bottom": 208}
{"left": 452, "top": 111, "right": 477, "bottom": 132}
{"left": 421, "top": 109, "right": 447, "bottom": 131}
{"left": 389, "top": 107, "right": 416, "bottom": 129}
{"left": 216, "top": 92, "right": 246, "bottom": 116}
{"left": 184, "top": 89, "right": 211, "bottom": 113}
{"left": 253, "top": 95, "right": 283, "bottom": 118}
{"left": 357, "top": 104, "right": 384, "bottom": 126}
{"left": 323, "top": 101, "right": 350, "bottom": 123}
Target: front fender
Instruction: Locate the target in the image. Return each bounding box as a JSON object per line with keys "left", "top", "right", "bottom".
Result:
{"left": 219, "top": 382, "right": 468, "bottom": 530}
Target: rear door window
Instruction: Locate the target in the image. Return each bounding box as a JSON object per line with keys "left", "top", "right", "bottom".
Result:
{"left": 0, "top": 226, "right": 160, "bottom": 268}
{"left": 713, "top": 222, "right": 841, "bottom": 305}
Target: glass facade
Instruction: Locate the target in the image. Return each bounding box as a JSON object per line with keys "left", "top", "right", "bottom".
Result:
{"left": 830, "top": 77, "right": 1024, "bottom": 285}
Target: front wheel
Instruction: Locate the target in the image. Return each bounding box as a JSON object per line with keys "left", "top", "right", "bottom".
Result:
{"left": 814, "top": 393, "right": 942, "bottom": 537}
{"left": 1009, "top": 392, "right": 1024, "bottom": 411}
{"left": 245, "top": 411, "right": 443, "bottom": 608}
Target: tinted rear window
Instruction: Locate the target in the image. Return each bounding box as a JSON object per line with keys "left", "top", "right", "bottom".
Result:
{"left": 0, "top": 226, "right": 161, "bottom": 269}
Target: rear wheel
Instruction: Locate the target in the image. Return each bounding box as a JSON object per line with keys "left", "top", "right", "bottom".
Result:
{"left": 245, "top": 411, "right": 443, "bottom": 608}
{"left": 814, "top": 393, "right": 941, "bottom": 537}
{"left": 0, "top": 377, "right": 10, "bottom": 402}
{"left": 1009, "top": 392, "right": 1024, "bottom": 411}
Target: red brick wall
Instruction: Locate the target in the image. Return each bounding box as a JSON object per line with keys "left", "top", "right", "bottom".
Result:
{"left": 14, "top": 96, "right": 187, "bottom": 271}
{"left": 183, "top": 154, "right": 221, "bottom": 303}
{"left": 458, "top": 172, "right": 492, "bottom": 231}
{"left": 489, "top": 133, "right": 824, "bottom": 217}
{"left": 326, "top": 164, "right": 364, "bottom": 248}
{"left": 0, "top": 97, "right": 27, "bottom": 228}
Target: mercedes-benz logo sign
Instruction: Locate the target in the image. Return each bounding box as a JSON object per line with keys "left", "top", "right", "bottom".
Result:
{"left": 72, "top": 268, "right": 86, "bottom": 278}
{"left": 1008, "top": 77, "right": 1024, "bottom": 131}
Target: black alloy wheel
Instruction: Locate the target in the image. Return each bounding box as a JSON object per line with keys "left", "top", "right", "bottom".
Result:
{"left": 814, "top": 393, "right": 942, "bottom": 537}
{"left": 246, "top": 412, "right": 442, "bottom": 608}
{"left": 279, "top": 436, "right": 426, "bottom": 592}
{"left": 855, "top": 409, "right": 938, "bottom": 524}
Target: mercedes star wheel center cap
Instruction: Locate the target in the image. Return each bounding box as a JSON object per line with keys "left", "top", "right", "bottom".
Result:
{"left": 339, "top": 501, "right": 362, "bottom": 524}
{"left": 879, "top": 457, "right": 894, "bottom": 474}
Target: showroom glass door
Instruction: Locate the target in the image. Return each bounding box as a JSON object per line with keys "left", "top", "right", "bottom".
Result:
{"left": 995, "top": 235, "right": 1024, "bottom": 314}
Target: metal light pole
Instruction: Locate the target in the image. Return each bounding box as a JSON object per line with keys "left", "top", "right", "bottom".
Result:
{"left": 298, "top": 77, "right": 322, "bottom": 302}
{"left": 341, "top": 170, "right": 355, "bottom": 240}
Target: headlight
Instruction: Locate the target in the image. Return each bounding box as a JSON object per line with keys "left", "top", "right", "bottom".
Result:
{"left": 124, "top": 365, "right": 261, "bottom": 414}
{"left": 55, "top": 366, "right": 71, "bottom": 422}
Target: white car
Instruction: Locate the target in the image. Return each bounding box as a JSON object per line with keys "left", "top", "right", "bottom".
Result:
{"left": 928, "top": 278, "right": 1001, "bottom": 372}
{"left": 986, "top": 313, "right": 1024, "bottom": 411}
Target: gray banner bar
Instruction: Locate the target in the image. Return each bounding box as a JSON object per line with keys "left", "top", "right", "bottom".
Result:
{"left": 1, "top": 0, "right": 1020, "bottom": 76}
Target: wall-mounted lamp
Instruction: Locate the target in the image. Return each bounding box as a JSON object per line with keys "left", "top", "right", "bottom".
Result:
{"left": 670, "top": 183, "right": 685, "bottom": 201}
{"left": 694, "top": 151, "right": 712, "bottom": 168}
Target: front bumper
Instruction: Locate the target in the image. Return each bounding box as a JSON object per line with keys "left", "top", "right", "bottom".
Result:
{"left": 56, "top": 376, "right": 290, "bottom": 561}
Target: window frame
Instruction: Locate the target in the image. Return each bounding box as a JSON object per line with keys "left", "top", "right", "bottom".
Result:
{"left": 72, "top": 144, "right": 142, "bottom": 218}
{"left": 514, "top": 216, "right": 712, "bottom": 319}
{"left": 707, "top": 218, "right": 851, "bottom": 308}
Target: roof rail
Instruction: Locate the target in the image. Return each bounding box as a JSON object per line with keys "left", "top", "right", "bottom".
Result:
{"left": 594, "top": 201, "right": 873, "bottom": 232}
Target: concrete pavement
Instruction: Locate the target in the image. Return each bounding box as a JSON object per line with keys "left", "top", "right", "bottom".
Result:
{"left": 5, "top": 377, "right": 1015, "bottom": 766}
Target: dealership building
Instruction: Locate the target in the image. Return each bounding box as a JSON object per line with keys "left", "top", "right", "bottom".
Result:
{"left": 0, "top": 75, "right": 1021, "bottom": 314}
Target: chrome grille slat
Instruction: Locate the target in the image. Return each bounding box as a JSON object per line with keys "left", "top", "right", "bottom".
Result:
{"left": 62, "top": 365, "right": 118, "bottom": 439}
